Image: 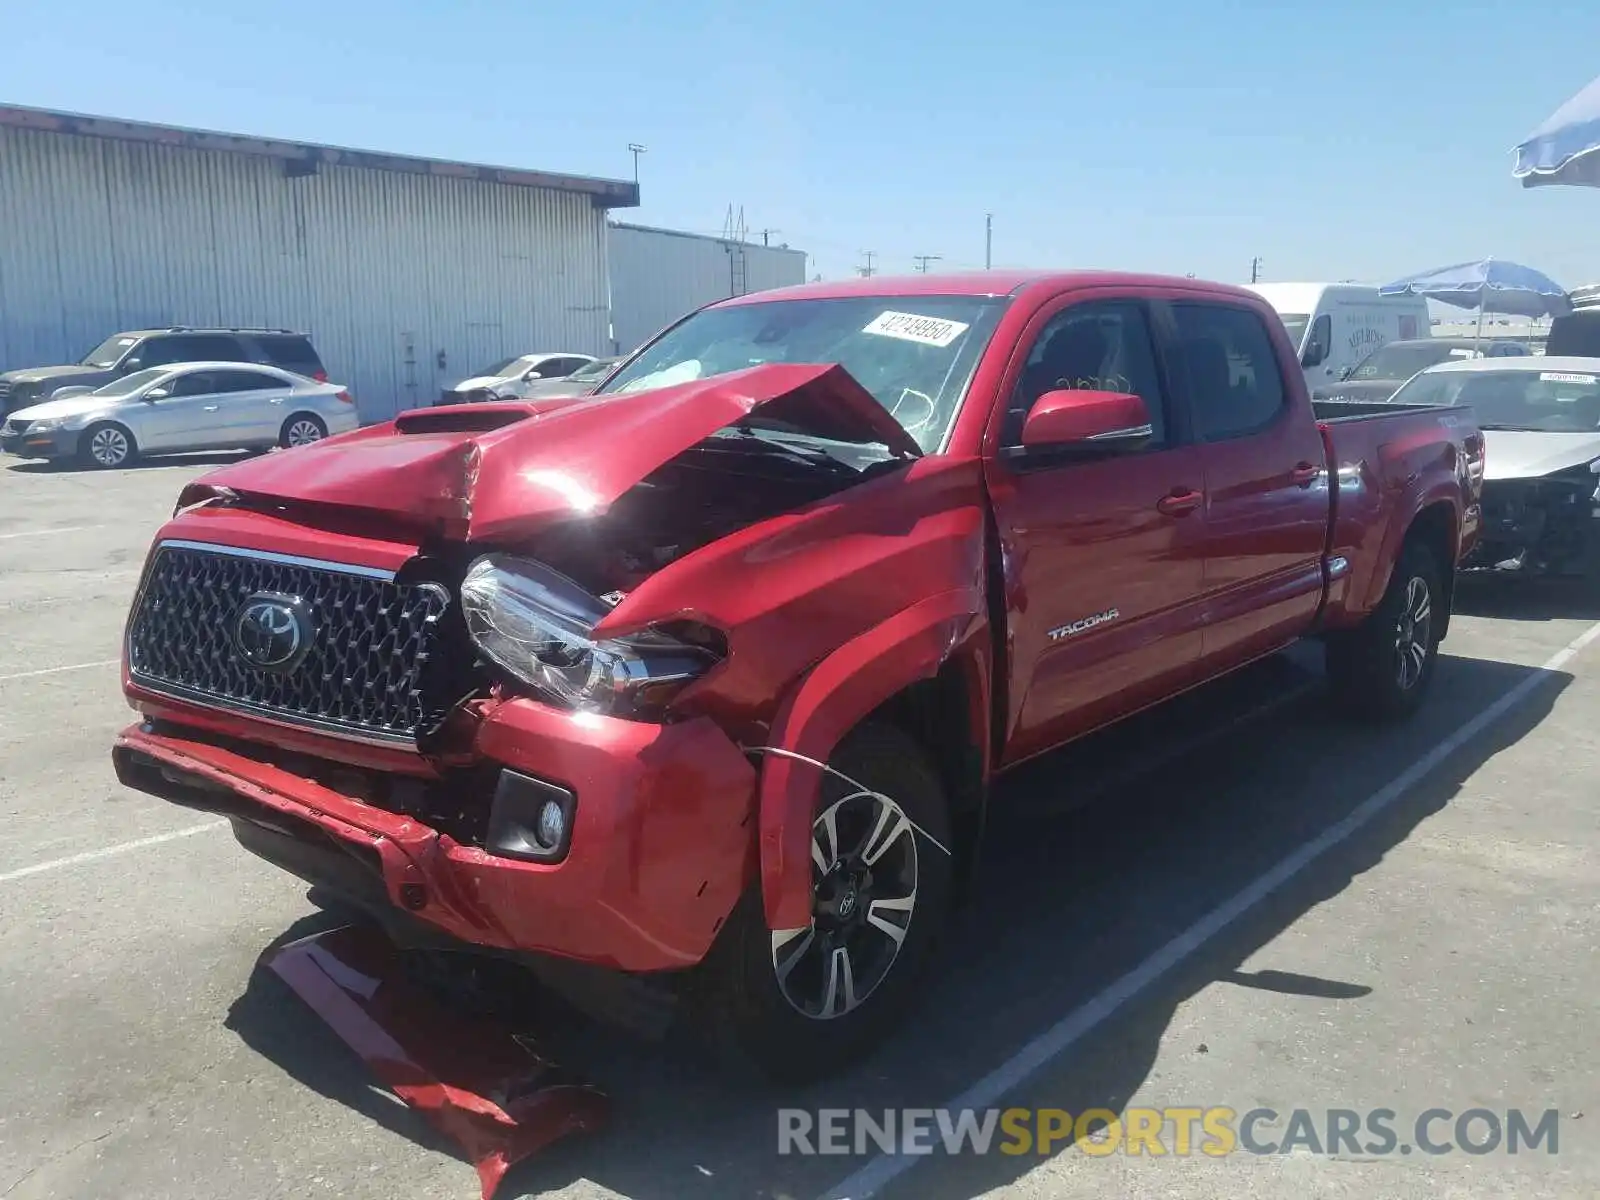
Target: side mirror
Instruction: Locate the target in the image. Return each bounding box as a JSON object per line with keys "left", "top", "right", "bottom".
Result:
{"left": 120, "top": 358, "right": 142, "bottom": 374}
{"left": 523, "top": 369, "right": 543, "bottom": 381}
{"left": 144, "top": 387, "right": 170, "bottom": 401}
{"left": 1301, "top": 342, "right": 1328, "bottom": 369}
{"left": 1019, "top": 389, "right": 1152, "bottom": 451}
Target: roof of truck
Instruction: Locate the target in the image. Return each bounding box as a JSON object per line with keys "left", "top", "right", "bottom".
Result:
{"left": 717, "top": 269, "right": 1264, "bottom": 304}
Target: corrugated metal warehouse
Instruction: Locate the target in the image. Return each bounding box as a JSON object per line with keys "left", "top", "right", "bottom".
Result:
{"left": 0, "top": 104, "right": 638, "bottom": 419}
{"left": 607, "top": 222, "right": 808, "bottom": 352}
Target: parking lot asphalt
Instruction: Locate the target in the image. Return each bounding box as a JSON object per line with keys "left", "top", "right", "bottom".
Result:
{"left": 1, "top": 453, "right": 1596, "bottom": 1200}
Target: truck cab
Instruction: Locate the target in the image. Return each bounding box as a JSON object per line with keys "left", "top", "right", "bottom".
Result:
{"left": 1246, "top": 282, "right": 1432, "bottom": 394}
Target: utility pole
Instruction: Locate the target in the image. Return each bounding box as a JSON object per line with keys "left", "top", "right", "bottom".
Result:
{"left": 627, "top": 143, "right": 647, "bottom": 185}
{"left": 857, "top": 250, "right": 877, "bottom": 278}
{"left": 757, "top": 228, "right": 781, "bottom": 247}
{"left": 913, "top": 254, "right": 943, "bottom": 273}
{"left": 1250, "top": 256, "right": 1263, "bottom": 284}
{"left": 985, "top": 214, "right": 993, "bottom": 269}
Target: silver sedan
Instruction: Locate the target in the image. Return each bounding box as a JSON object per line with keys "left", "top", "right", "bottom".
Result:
{"left": 0, "top": 362, "right": 361, "bottom": 469}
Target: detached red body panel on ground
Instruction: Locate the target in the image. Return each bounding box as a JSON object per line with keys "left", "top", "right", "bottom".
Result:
{"left": 265, "top": 925, "right": 609, "bottom": 1199}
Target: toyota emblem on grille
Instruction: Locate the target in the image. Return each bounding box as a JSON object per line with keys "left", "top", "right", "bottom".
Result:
{"left": 233, "top": 593, "right": 313, "bottom": 671}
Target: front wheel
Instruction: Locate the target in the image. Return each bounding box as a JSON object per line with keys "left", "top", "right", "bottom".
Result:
{"left": 79, "top": 422, "right": 137, "bottom": 469}
{"left": 1325, "top": 540, "right": 1443, "bottom": 721}
{"left": 696, "top": 723, "right": 954, "bottom": 1083}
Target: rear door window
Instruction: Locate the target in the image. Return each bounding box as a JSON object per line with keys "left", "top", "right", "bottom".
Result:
{"left": 141, "top": 335, "right": 249, "bottom": 367}
{"left": 211, "top": 369, "right": 286, "bottom": 393}
{"left": 254, "top": 335, "right": 324, "bottom": 376}
{"left": 1169, "top": 303, "right": 1288, "bottom": 441}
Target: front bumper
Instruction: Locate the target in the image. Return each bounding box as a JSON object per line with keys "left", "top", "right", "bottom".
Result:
{"left": 1464, "top": 477, "right": 1600, "bottom": 575}
{"left": 113, "top": 696, "right": 759, "bottom": 973}
{"left": 0, "top": 426, "right": 73, "bottom": 458}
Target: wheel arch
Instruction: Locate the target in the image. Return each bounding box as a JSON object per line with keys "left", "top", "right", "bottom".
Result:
{"left": 1404, "top": 500, "right": 1458, "bottom": 641}
{"left": 754, "top": 586, "right": 993, "bottom": 931}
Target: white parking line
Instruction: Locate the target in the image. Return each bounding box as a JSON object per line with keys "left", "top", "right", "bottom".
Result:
{"left": 818, "top": 618, "right": 1600, "bottom": 1200}
{"left": 0, "top": 658, "right": 119, "bottom": 683}
{"left": 0, "top": 524, "right": 105, "bottom": 541}
{"left": 0, "top": 821, "right": 226, "bottom": 884}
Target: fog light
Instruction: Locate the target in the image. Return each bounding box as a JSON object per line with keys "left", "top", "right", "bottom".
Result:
{"left": 484, "top": 769, "right": 577, "bottom": 863}
{"left": 535, "top": 799, "right": 566, "bottom": 849}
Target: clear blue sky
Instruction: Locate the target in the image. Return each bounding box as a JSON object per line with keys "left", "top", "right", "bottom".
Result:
{"left": 10, "top": 0, "right": 1600, "bottom": 289}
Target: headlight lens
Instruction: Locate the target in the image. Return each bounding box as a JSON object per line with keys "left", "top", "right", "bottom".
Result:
{"left": 26, "top": 417, "right": 61, "bottom": 432}
{"left": 459, "top": 553, "right": 721, "bottom": 718}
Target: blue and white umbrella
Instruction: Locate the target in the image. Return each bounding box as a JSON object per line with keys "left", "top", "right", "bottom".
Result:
{"left": 1513, "top": 74, "right": 1600, "bottom": 189}
{"left": 1380, "top": 259, "right": 1570, "bottom": 342}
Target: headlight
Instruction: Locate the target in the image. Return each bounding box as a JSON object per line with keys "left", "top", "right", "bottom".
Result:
{"left": 459, "top": 553, "right": 721, "bottom": 718}
{"left": 26, "top": 417, "right": 61, "bottom": 432}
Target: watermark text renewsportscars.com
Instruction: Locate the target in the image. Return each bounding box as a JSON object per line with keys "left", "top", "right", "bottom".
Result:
{"left": 777, "top": 1106, "right": 1563, "bottom": 1158}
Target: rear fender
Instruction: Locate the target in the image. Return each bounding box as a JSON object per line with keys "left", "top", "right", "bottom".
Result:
{"left": 754, "top": 586, "right": 990, "bottom": 931}
{"left": 1355, "top": 482, "right": 1462, "bottom": 617}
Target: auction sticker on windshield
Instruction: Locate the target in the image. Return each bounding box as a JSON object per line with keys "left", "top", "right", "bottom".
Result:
{"left": 863, "top": 311, "right": 971, "bottom": 348}
{"left": 1539, "top": 372, "right": 1597, "bottom": 384}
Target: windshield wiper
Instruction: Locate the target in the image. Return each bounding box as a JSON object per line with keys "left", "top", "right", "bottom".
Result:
{"left": 718, "top": 426, "right": 862, "bottom": 473}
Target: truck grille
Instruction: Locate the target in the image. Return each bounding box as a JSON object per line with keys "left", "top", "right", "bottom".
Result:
{"left": 126, "top": 540, "right": 452, "bottom": 744}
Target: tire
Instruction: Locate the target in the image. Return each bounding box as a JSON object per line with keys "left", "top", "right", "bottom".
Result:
{"left": 1325, "top": 539, "right": 1443, "bottom": 722}
{"left": 695, "top": 722, "right": 954, "bottom": 1084}
{"left": 79, "top": 422, "right": 137, "bottom": 469}
{"left": 279, "top": 413, "right": 327, "bottom": 448}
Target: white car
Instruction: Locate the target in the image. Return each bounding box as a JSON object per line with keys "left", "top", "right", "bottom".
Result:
{"left": 0, "top": 361, "right": 360, "bottom": 469}
{"left": 436, "top": 353, "right": 598, "bottom": 405}
{"left": 1382, "top": 355, "right": 1600, "bottom": 576}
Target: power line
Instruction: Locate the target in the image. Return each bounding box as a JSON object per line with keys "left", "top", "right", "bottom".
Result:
{"left": 913, "top": 254, "right": 943, "bottom": 273}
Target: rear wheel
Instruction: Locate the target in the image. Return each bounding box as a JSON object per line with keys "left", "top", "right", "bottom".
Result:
{"left": 280, "top": 414, "right": 327, "bottom": 448}
{"left": 79, "top": 422, "right": 137, "bottom": 469}
{"left": 697, "top": 723, "right": 954, "bottom": 1083}
{"left": 1326, "top": 539, "right": 1442, "bottom": 721}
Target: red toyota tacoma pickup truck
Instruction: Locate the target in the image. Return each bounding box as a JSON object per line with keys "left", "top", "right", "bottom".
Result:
{"left": 113, "top": 271, "right": 1483, "bottom": 1082}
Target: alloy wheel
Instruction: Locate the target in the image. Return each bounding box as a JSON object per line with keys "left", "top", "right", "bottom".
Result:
{"left": 769, "top": 786, "right": 919, "bottom": 1020}
{"left": 90, "top": 426, "right": 130, "bottom": 467}
{"left": 1394, "top": 575, "right": 1432, "bottom": 690}
{"left": 285, "top": 419, "right": 324, "bottom": 447}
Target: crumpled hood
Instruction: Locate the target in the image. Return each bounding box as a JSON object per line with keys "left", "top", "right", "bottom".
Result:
{"left": 176, "top": 362, "right": 921, "bottom": 541}
{"left": 446, "top": 373, "right": 510, "bottom": 393}
{"left": 1483, "top": 429, "right": 1600, "bottom": 480}
{"left": 8, "top": 393, "right": 114, "bottom": 423}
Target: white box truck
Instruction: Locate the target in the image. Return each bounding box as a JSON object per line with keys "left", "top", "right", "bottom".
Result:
{"left": 1245, "top": 282, "right": 1432, "bottom": 393}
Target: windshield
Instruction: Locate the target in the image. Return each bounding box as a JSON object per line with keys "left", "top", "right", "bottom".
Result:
{"left": 79, "top": 335, "right": 140, "bottom": 369}
{"left": 596, "top": 295, "right": 1011, "bottom": 453}
{"left": 1350, "top": 342, "right": 1473, "bottom": 382}
{"left": 91, "top": 367, "right": 170, "bottom": 398}
{"left": 1393, "top": 368, "right": 1600, "bottom": 431}
{"left": 1276, "top": 313, "right": 1310, "bottom": 352}
{"left": 570, "top": 358, "right": 618, "bottom": 381}
{"left": 477, "top": 356, "right": 529, "bottom": 378}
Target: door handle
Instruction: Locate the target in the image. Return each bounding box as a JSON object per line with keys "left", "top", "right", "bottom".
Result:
{"left": 202, "top": 405, "right": 219, "bottom": 412}
{"left": 1156, "top": 488, "right": 1202, "bottom": 516}
{"left": 269, "top": 397, "right": 285, "bottom": 404}
{"left": 1291, "top": 461, "right": 1320, "bottom": 487}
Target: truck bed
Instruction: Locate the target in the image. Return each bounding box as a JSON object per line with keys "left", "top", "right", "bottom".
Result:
{"left": 1311, "top": 398, "right": 1458, "bottom": 422}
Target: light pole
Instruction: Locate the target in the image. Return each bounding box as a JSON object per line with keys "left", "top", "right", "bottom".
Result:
{"left": 627, "top": 143, "right": 647, "bottom": 186}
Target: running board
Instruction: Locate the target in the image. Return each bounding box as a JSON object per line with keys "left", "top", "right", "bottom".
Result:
{"left": 264, "top": 925, "right": 610, "bottom": 1199}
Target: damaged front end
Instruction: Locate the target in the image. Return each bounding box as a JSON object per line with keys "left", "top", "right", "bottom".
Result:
{"left": 1463, "top": 463, "right": 1600, "bottom": 576}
